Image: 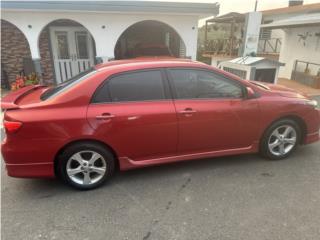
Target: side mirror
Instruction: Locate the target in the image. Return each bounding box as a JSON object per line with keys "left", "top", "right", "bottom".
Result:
{"left": 246, "top": 87, "right": 256, "bottom": 99}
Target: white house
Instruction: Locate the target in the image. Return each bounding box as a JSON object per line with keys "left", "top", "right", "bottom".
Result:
{"left": 260, "top": 1, "right": 320, "bottom": 87}
{"left": 1, "top": 0, "right": 219, "bottom": 85}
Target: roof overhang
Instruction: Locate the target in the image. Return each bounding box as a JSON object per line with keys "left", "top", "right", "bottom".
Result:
{"left": 228, "top": 57, "right": 285, "bottom": 66}
{"left": 1, "top": 1, "right": 220, "bottom": 18}
{"left": 206, "top": 12, "right": 246, "bottom": 24}
{"left": 261, "top": 13, "right": 320, "bottom": 29}
{"left": 262, "top": 3, "right": 320, "bottom": 17}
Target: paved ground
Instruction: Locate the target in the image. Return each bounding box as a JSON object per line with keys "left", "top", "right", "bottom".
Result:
{"left": 1, "top": 141, "right": 320, "bottom": 240}
{"left": 278, "top": 78, "right": 320, "bottom": 96}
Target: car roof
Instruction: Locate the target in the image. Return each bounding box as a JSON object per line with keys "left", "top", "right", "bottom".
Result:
{"left": 95, "top": 58, "right": 207, "bottom": 72}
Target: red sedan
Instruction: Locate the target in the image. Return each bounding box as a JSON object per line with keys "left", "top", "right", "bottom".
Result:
{"left": 2, "top": 59, "right": 319, "bottom": 190}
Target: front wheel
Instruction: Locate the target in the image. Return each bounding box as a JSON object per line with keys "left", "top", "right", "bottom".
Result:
{"left": 58, "top": 142, "right": 115, "bottom": 190}
{"left": 260, "top": 119, "right": 301, "bottom": 160}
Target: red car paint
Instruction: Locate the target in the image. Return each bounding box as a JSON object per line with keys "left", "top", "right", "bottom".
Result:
{"left": 1, "top": 59, "right": 320, "bottom": 178}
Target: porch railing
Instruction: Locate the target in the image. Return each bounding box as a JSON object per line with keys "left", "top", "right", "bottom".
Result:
{"left": 292, "top": 60, "right": 320, "bottom": 89}
{"left": 205, "top": 38, "right": 242, "bottom": 57}
{"left": 258, "top": 38, "right": 282, "bottom": 54}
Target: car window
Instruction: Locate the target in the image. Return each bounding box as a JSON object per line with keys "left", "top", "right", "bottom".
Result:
{"left": 93, "top": 70, "right": 166, "bottom": 103}
{"left": 41, "top": 68, "right": 96, "bottom": 101}
{"left": 168, "top": 69, "right": 243, "bottom": 99}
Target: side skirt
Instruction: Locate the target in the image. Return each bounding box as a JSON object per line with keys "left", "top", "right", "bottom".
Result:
{"left": 119, "top": 142, "right": 259, "bottom": 170}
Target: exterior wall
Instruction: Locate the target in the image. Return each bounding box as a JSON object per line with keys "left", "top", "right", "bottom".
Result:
{"left": 1, "top": 10, "right": 200, "bottom": 61}
{"left": 1, "top": 20, "right": 32, "bottom": 84}
{"left": 278, "top": 26, "right": 320, "bottom": 78}
{"left": 242, "top": 12, "right": 262, "bottom": 57}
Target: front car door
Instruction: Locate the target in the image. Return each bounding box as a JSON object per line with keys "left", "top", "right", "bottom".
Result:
{"left": 87, "top": 69, "right": 178, "bottom": 161}
{"left": 167, "top": 68, "right": 260, "bottom": 155}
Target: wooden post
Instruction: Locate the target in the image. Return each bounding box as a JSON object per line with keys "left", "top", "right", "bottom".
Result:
{"left": 229, "top": 19, "right": 235, "bottom": 56}
{"left": 205, "top": 21, "right": 208, "bottom": 52}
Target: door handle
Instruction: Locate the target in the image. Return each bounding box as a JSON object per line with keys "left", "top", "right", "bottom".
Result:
{"left": 179, "top": 108, "right": 197, "bottom": 114}
{"left": 96, "top": 113, "right": 115, "bottom": 120}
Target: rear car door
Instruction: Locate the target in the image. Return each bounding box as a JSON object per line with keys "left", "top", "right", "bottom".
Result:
{"left": 167, "top": 68, "right": 260, "bottom": 154}
{"left": 87, "top": 69, "right": 178, "bottom": 161}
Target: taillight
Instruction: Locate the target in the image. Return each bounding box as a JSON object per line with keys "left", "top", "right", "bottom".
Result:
{"left": 3, "top": 120, "right": 22, "bottom": 133}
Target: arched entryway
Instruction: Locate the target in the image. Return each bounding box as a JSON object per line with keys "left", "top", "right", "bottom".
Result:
{"left": 1, "top": 19, "right": 32, "bottom": 88}
{"left": 38, "top": 19, "right": 97, "bottom": 84}
{"left": 114, "top": 20, "right": 186, "bottom": 60}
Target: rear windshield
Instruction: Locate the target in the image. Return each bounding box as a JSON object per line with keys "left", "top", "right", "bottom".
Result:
{"left": 41, "top": 68, "right": 96, "bottom": 101}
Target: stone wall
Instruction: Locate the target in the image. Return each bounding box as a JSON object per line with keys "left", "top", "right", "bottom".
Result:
{"left": 39, "top": 27, "right": 55, "bottom": 85}
{"left": 1, "top": 20, "right": 32, "bottom": 84}
{"left": 1, "top": 19, "right": 56, "bottom": 85}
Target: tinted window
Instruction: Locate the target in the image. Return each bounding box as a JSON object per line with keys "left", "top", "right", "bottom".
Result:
{"left": 93, "top": 70, "right": 166, "bottom": 103}
{"left": 41, "top": 68, "right": 96, "bottom": 101}
{"left": 169, "top": 69, "right": 243, "bottom": 99}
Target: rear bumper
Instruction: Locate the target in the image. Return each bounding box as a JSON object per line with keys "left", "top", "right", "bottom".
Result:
{"left": 2, "top": 137, "right": 56, "bottom": 178}
{"left": 5, "top": 162, "right": 54, "bottom": 178}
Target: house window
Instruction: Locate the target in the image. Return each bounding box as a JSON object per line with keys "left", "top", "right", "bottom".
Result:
{"left": 56, "top": 31, "right": 70, "bottom": 59}
{"left": 75, "top": 32, "right": 89, "bottom": 59}
{"left": 260, "top": 20, "right": 273, "bottom": 40}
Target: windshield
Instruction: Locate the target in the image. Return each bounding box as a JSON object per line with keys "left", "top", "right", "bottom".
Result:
{"left": 41, "top": 68, "right": 96, "bottom": 101}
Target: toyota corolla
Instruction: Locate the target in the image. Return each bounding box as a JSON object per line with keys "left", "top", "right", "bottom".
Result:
{"left": 1, "top": 59, "right": 319, "bottom": 189}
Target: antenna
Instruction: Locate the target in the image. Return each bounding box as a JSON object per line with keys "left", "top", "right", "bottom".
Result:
{"left": 254, "top": 0, "right": 258, "bottom": 11}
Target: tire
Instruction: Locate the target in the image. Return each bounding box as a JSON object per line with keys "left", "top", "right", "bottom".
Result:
{"left": 260, "top": 119, "right": 301, "bottom": 160}
{"left": 58, "top": 142, "right": 116, "bottom": 190}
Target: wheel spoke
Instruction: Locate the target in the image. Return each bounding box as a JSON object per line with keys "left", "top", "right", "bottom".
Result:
{"left": 72, "top": 153, "right": 84, "bottom": 165}
{"left": 273, "top": 129, "right": 281, "bottom": 139}
{"left": 279, "top": 144, "right": 286, "bottom": 155}
{"left": 67, "top": 167, "right": 83, "bottom": 176}
{"left": 89, "top": 153, "right": 101, "bottom": 164}
{"left": 83, "top": 172, "right": 91, "bottom": 185}
{"left": 283, "top": 126, "right": 293, "bottom": 138}
{"left": 269, "top": 139, "right": 281, "bottom": 150}
{"left": 284, "top": 137, "right": 296, "bottom": 145}
{"left": 91, "top": 167, "right": 106, "bottom": 175}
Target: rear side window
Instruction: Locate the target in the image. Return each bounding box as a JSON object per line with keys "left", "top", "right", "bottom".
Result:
{"left": 93, "top": 70, "right": 166, "bottom": 103}
{"left": 168, "top": 69, "right": 243, "bottom": 99}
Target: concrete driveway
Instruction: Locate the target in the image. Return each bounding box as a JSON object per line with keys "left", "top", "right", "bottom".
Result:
{"left": 1, "top": 141, "right": 320, "bottom": 240}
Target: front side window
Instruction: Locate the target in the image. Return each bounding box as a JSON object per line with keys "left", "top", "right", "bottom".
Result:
{"left": 93, "top": 70, "right": 166, "bottom": 103}
{"left": 168, "top": 69, "right": 243, "bottom": 99}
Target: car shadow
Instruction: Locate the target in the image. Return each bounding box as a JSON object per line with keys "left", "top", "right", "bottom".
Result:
{"left": 3, "top": 151, "right": 292, "bottom": 196}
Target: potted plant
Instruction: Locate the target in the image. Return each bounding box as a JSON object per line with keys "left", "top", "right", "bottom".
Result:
{"left": 11, "top": 73, "right": 39, "bottom": 91}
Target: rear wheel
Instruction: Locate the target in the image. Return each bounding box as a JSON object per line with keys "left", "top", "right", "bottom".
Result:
{"left": 58, "top": 142, "right": 115, "bottom": 190}
{"left": 260, "top": 119, "right": 301, "bottom": 160}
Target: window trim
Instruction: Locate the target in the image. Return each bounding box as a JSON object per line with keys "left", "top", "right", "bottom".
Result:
{"left": 165, "top": 67, "right": 246, "bottom": 101}
{"left": 91, "top": 68, "right": 173, "bottom": 104}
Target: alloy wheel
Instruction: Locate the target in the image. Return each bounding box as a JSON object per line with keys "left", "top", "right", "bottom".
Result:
{"left": 268, "top": 125, "right": 297, "bottom": 157}
{"left": 66, "top": 151, "right": 107, "bottom": 186}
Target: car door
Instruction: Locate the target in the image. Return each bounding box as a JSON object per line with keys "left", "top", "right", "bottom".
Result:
{"left": 87, "top": 69, "right": 178, "bottom": 161}
{"left": 167, "top": 68, "right": 260, "bottom": 155}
